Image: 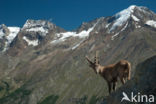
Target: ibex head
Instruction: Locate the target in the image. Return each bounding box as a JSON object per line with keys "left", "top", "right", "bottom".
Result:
{"left": 85, "top": 52, "right": 100, "bottom": 74}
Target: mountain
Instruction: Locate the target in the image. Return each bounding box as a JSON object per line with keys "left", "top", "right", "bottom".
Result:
{"left": 6, "top": 19, "right": 65, "bottom": 56}
{"left": 0, "top": 24, "right": 20, "bottom": 52}
{"left": 0, "top": 5, "right": 156, "bottom": 104}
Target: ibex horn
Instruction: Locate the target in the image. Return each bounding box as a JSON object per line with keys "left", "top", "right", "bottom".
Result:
{"left": 85, "top": 56, "right": 93, "bottom": 64}
{"left": 95, "top": 51, "right": 99, "bottom": 64}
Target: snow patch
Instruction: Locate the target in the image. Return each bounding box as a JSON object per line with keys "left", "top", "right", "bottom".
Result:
{"left": 25, "top": 27, "right": 48, "bottom": 36}
{"left": 109, "top": 5, "right": 136, "bottom": 32}
{"left": 2, "top": 42, "right": 8, "bottom": 52}
{"left": 51, "top": 27, "right": 93, "bottom": 43}
{"left": 111, "top": 32, "right": 119, "bottom": 40}
{"left": 131, "top": 15, "right": 140, "bottom": 22}
{"left": 26, "top": 27, "right": 48, "bottom": 33}
{"left": 135, "top": 24, "right": 141, "bottom": 28}
{"left": 1, "top": 27, "right": 20, "bottom": 52}
{"left": 72, "top": 39, "right": 85, "bottom": 50}
{"left": 146, "top": 20, "right": 156, "bottom": 28}
{"left": 7, "top": 27, "right": 20, "bottom": 44}
{"left": 137, "top": 25, "right": 141, "bottom": 28}
{"left": 0, "top": 27, "right": 20, "bottom": 41}
{"left": 23, "top": 36, "right": 38, "bottom": 46}
{"left": 121, "top": 22, "right": 128, "bottom": 31}
{"left": 51, "top": 20, "right": 100, "bottom": 44}
{"left": 0, "top": 29, "right": 5, "bottom": 39}
{"left": 105, "top": 23, "right": 110, "bottom": 28}
{"left": 95, "top": 31, "right": 98, "bottom": 34}
{"left": 111, "top": 22, "right": 128, "bottom": 40}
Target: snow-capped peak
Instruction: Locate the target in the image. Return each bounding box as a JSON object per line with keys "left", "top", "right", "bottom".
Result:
{"left": 7, "top": 27, "right": 20, "bottom": 44}
{"left": 22, "top": 19, "right": 54, "bottom": 36}
{"left": 23, "top": 19, "right": 48, "bottom": 29}
{"left": 0, "top": 26, "right": 20, "bottom": 52}
{"left": 109, "top": 5, "right": 137, "bottom": 32}
{"left": 0, "top": 25, "right": 20, "bottom": 43}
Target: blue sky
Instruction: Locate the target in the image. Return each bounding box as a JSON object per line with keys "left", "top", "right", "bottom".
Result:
{"left": 0, "top": 0, "right": 156, "bottom": 30}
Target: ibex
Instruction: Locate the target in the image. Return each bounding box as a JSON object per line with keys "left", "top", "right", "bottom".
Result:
{"left": 86, "top": 53, "right": 131, "bottom": 94}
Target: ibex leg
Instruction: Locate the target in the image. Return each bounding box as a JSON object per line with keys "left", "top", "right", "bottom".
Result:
{"left": 113, "top": 82, "right": 116, "bottom": 91}
{"left": 107, "top": 81, "right": 112, "bottom": 94}
{"left": 120, "top": 77, "right": 125, "bottom": 85}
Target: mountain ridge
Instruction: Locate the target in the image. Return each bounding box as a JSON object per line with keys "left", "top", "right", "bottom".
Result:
{"left": 0, "top": 5, "right": 156, "bottom": 104}
{"left": 0, "top": 5, "right": 156, "bottom": 53}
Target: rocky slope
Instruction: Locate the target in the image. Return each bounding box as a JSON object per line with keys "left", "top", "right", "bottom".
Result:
{"left": 0, "top": 5, "right": 156, "bottom": 104}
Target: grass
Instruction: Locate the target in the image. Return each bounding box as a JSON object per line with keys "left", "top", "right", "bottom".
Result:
{"left": 0, "top": 86, "right": 31, "bottom": 104}
{"left": 38, "top": 95, "right": 59, "bottom": 104}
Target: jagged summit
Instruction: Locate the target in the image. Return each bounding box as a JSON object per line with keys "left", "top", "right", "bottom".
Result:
{"left": 23, "top": 19, "right": 54, "bottom": 28}
{"left": 22, "top": 19, "right": 56, "bottom": 37}
{"left": 0, "top": 24, "right": 20, "bottom": 51}
{"left": 0, "top": 5, "right": 156, "bottom": 52}
{"left": 74, "top": 5, "right": 156, "bottom": 37}
{"left": 109, "top": 5, "right": 136, "bottom": 31}
{"left": 95, "top": 5, "right": 156, "bottom": 40}
{"left": 108, "top": 5, "right": 156, "bottom": 32}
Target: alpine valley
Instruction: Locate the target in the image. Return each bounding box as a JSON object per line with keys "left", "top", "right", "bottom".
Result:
{"left": 0, "top": 5, "right": 156, "bottom": 104}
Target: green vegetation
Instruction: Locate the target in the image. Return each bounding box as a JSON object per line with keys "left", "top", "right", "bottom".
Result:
{"left": 38, "top": 95, "right": 59, "bottom": 104}
{"left": 0, "top": 86, "right": 31, "bottom": 104}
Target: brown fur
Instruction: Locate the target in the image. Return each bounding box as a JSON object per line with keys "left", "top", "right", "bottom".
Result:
{"left": 86, "top": 54, "right": 131, "bottom": 94}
